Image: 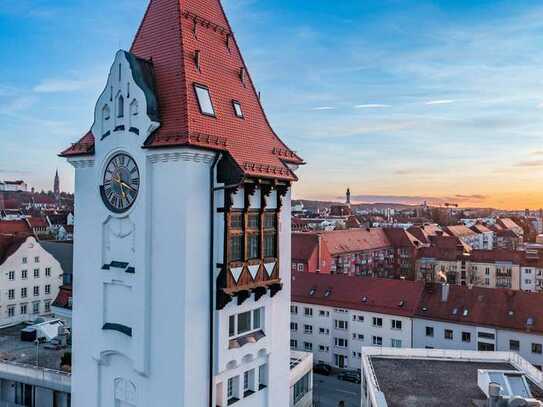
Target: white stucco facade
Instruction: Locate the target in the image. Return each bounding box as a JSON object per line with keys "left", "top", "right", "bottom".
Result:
{"left": 0, "top": 236, "right": 62, "bottom": 326}
{"left": 290, "top": 302, "right": 412, "bottom": 370}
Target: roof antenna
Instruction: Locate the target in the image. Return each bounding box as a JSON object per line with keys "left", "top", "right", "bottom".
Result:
{"left": 194, "top": 50, "right": 201, "bottom": 71}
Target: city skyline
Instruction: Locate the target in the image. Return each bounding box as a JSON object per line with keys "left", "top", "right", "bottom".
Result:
{"left": 3, "top": 0, "right": 543, "bottom": 209}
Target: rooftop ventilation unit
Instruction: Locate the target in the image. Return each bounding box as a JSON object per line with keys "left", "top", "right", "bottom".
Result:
{"left": 478, "top": 370, "right": 542, "bottom": 406}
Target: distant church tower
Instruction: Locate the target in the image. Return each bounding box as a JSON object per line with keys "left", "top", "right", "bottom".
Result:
{"left": 346, "top": 187, "right": 351, "bottom": 206}
{"left": 54, "top": 170, "right": 60, "bottom": 206}
{"left": 60, "top": 0, "right": 303, "bottom": 406}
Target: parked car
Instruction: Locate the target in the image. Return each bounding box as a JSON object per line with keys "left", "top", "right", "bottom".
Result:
{"left": 313, "top": 362, "right": 332, "bottom": 376}
{"left": 337, "top": 370, "right": 361, "bottom": 384}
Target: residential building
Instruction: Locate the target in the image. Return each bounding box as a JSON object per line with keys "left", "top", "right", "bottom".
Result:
{"left": 414, "top": 283, "right": 543, "bottom": 368}
{"left": 43, "top": 241, "right": 73, "bottom": 327}
{"left": 0, "top": 235, "right": 62, "bottom": 326}
{"left": 291, "top": 233, "right": 331, "bottom": 274}
{"left": 417, "top": 248, "right": 522, "bottom": 290}
{"left": 382, "top": 228, "right": 423, "bottom": 279}
{"left": 60, "top": 0, "right": 303, "bottom": 406}
{"left": 444, "top": 224, "right": 482, "bottom": 249}
{"left": 470, "top": 223, "right": 495, "bottom": 250}
{"left": 498, "top": 218, "right": 525, "bottom": 240}
{"left": 0, "top": 181, "right": 27, "bottom": 192}
{"left": 361, "top": 347, "right": 543, "bottom": 407}
{"left": 291, "top": 273, "right": 423, "bottom": 369}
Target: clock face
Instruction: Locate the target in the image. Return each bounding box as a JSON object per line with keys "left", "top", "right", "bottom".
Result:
{"left": 101, "top": 153, "right": 140, "bottom": 213}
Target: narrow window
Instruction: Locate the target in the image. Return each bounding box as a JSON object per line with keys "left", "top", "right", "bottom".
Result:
{"left": 194, "top": 84, "right": 216, "bottom": 116}
{"left": 117, "top": 95, "right": 124, "bottom": 118}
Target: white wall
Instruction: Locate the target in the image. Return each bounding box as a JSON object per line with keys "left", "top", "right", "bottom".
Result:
{"left": 0, "top": 237, "right": 62, "bottom": 326}
{"left": 291, "top": 302, "right": 412, "bottom": 370}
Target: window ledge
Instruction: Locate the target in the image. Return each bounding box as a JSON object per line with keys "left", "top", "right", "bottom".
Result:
{"left": 227, "top": 397, "right": 239, "bottom": 405}
{"left": 243, "top": 390, "right": 255, "bottom": 398}
{"left": 229, "top": 330, "right": 265, "bottom": 350}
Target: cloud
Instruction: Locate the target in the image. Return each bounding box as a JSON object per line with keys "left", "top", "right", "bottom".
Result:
{"left": 425, "top": 99, "right": 456, "bottom": 105}
{"left": 453, "top": 194, "right": 487, "bottom": 201}
{"left": 33, "top": 79, "right": 88, "bottom": 93}
{"left": 514, "top": 160, "right": 543, "bottom": 167}
{"left": 354, "top": 104, "right": 391, "bottom": 109}
{"left": 311, "top": 106, "right": 336, "bottom": 111}
{"left": 531, "top": 151, "right": 543, "bottom": 155}
{"left": 0, "top": 96, "right": 38, "bottom": 115}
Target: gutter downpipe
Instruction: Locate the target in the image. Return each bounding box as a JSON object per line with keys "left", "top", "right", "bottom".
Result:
{"left": 209, "top": 153, "right": 221, "bottom": 407}
{"left": 209, "top": 153, "right": 244, "bottom": 407}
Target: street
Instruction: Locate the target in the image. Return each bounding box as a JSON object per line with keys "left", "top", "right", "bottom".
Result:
{"left": 313, "top": 372, "right": 361, "bottom": 407}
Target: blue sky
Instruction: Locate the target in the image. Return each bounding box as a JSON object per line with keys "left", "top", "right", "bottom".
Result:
{"left": 2, "top": 0, "right": 543, "bottom": 208}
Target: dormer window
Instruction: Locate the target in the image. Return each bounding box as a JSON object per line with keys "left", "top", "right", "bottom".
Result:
{"left": 194, "top": 84, "right": 215, "bottom": 117}
{"left": 233, "top": 100, "right": 244, "bottom": 118}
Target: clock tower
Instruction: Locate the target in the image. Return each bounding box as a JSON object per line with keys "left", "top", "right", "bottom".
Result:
{"left": 61, "top": 0, "right": 303, "bottom": 406}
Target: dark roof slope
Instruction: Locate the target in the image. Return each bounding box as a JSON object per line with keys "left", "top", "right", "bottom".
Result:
{"left": 292, "top": 233, "right": 318, "bottom": 261}
{"left": 41, "top": 241, "right": 73, "bottom": 276}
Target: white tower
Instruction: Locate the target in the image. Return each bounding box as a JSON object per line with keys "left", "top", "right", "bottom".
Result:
{"left": 61, "top": 0, "right": 303, "bottom": 406}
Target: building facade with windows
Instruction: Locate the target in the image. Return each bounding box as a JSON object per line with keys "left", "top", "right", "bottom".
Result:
{"left": 413, "top": 283, "right": 543, "bottom": 368}
{"left": 60, "top": 0, "right": 303, "bottom": 406}
{"left": 0, "top": 235, "right": 62, "bottom": 326}
{"left": 291, "top": 273, "right": 422, "bottom": 370}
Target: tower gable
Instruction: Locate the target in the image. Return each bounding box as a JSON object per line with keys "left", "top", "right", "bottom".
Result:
{"left": 91, "top": 50, "right": 160, "bottom": 156}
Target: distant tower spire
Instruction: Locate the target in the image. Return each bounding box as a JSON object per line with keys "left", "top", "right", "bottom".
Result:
{"left": 54, "top": 170, "right": 60, "bottom": 206}
{"left": 346, "top": 187, "right": 351, "bottom": 206}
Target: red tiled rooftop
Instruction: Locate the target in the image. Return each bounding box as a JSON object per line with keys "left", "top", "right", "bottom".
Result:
{"left": 292, "top": 233, "right": 319, "bottom": 261}
{"left": 292, "top": 272, "right": 424, "bottom": 317}
{"left": 418, "top": 283, "right": 543, "bottom": 335}
{"left": 61, "top": 0, "right": 303, "bottom": 181}
{"left": 320, "top": 228, "right": 391, "bottom": 256}
{"left": 0, "top": 220, "right": 32, "bottom": 236}
{"left": 444, "top": 225, "right": 477, "bottom": 238}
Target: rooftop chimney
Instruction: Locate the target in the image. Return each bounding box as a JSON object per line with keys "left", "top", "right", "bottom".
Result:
{"left": 441, "top": 283, "right": 450, "bottom": 302}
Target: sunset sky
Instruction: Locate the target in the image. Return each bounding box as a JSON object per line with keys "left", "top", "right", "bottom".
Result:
{"left": 2, "top": 0, "right": 543, "bottom": 209}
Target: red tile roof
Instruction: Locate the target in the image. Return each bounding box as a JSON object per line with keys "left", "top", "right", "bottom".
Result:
{"left": 468, "top": 249, "right": 522, "bottom": 264}
{"left": 383, "top": 228, "right": 423, "bottom": 248}
{"left": 320, "top": 228, "right": 391, "bottom": 256}
{"left": 417, "top": 283, "right": 543, "bottom": 335}
{"left": 0, "top": 235, "right": 31, "bottom": 266}
{"left": 292, "top": 233, "right": 319, "bottom": 261}
{"left": 0, "top": 220, "right": 32, "bottom": 236}
{"left": 291, "top": 272, "right": 424, "bottom": 317}
{"left": 61, "top": 0, "right": 303, "bottom": 181}
{"left": 470, "top": 224, "right": 492, "bottom": 234}
{"left": 27, "top": 217, "right": 48, "bottom": 228}
{"left": 444, "top": 225, "right": 477, "bottom": 238}
{"left": 498, "top": 218, "right": 522, "bottom": 231}
{"left": 52, "top": 286, "right": 72, "bottom": 310}
{"left": 407, "top": 225, "right": 448, "bottom": 244}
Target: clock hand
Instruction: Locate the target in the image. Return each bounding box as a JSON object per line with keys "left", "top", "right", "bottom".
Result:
{"left": 120, "top": 181, "right": 135, "bottom": 191}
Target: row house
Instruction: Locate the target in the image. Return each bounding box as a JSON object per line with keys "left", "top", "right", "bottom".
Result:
{"left": 292, "top": 228, "right": 422, "bottom": 279}
{"left": 291, "top": 272, "right": 543, "bottom": 369}
{"left": 414, "top": 283, "right": 543, "bottom": 369}
{"left": 291, "top": 273, "right": 423, "bottom": 369}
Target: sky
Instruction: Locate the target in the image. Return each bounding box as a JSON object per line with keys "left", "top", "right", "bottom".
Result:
{"left": 2, "top": 1, "right": 543, "bottom": 209}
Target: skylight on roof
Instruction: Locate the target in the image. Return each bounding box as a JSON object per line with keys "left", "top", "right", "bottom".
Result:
{"left": 194, "top": 84, "right": 215, "bottom": 117}
{"left": 324, "top": 288, "right": 332, "bottom": 297}
{"left": 463, "top": 309, "right": 469, "bottom": 317}
{"left": 309, "top": 288, "right": 316, "bottom": 296}
{"left": 233, "top": 100, "right": 243, "bottom": 118}
{"left": 361, "top": 296, "right": 368, "bottom": 303}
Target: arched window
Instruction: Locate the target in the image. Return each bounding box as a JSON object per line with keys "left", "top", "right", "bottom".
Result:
{"left": 117, "top": 95, "right": 124, "bottom": 118}
{"left": 102, "top": 104, "right": 111, "bottom": 121}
